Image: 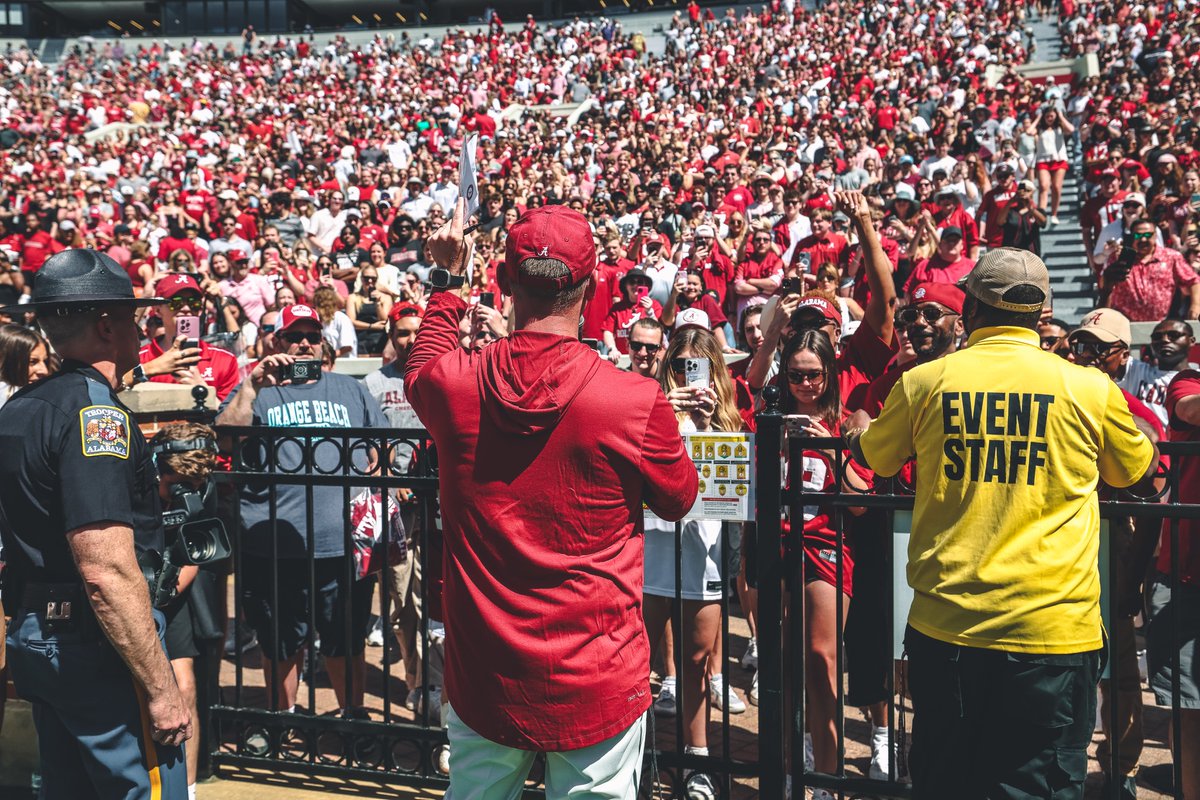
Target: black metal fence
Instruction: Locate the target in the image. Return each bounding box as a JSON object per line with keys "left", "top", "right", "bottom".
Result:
{"left": 206, "top": 412, "right": 1196, "bottom": 799}
{"left": 754, "top": 385, "right": 1198, "bottom": 800}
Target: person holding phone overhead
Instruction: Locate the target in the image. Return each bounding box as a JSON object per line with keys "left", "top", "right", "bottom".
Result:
{"left": 602, "top": 268, "right": 662, "bottom": 361}
{"left": 643, "top": 320, "right": 747, "bottom": 799}
{"left": 129, "top": 273, "right": 240, "bottom": 402}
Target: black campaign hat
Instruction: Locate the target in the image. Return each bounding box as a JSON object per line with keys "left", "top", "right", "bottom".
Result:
{"left": 0, "top": 249, "right": 163, "bottom": 314}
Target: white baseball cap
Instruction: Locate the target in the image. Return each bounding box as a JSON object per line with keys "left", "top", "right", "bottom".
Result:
{"left": 674, "top": 307, "right": 712, "bottom": 332}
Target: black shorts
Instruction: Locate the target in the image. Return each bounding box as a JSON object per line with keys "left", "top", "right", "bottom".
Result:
{"left": 163, "top": 597, "right": 198, "bottom": 660}
{"left": 241, "top": 555, "right": 374, "bottom": 661}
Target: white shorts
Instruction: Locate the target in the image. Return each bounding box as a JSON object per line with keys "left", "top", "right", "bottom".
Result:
{"left": 643, "top": 518, "right": 727, "bottom": 601}
{"left": 445, "top": 707, "right": 646, "bottom": 800}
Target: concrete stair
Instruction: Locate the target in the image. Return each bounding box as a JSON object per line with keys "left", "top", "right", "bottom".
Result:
{"left": 1025, "top": 15, "right": 1097, "bottom": 324}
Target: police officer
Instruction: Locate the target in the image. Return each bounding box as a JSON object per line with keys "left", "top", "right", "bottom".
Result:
{"left": 844, "top": 248, "right": 1158, "bottom": 799}
{"left": 0, "top": 249, "right": 190, "bottom": 799}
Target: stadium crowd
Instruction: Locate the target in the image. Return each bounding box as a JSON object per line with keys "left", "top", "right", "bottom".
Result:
{"left": 1, "top": 0, "right": 1199, "bottom": 795}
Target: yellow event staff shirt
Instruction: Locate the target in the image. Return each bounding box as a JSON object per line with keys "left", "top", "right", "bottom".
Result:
{"left": 860, "top": 326, "right": 1155, "bottom": 653}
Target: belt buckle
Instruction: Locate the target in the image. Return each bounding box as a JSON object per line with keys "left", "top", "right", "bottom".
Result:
{"left": 41, "top": 587, "right": 78, "bottom": 633}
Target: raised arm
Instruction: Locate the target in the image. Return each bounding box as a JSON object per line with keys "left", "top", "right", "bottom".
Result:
{"left": 836, "top": 190, "right": 895, "bottom": 345}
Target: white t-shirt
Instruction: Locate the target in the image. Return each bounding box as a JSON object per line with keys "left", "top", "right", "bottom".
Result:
{"left": 323, "top": 310, "right": 358, "bottom": 357}
{"left": 1120, "top": 359, "right": 1180, "bottom": 428}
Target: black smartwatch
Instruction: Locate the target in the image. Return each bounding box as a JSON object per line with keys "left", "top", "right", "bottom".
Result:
{"left": 429, "top": 268, "right": 466, "bottom": 292}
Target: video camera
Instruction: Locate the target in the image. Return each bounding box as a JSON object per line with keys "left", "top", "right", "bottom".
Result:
{"left": 140, "top": 437, "right": 233, "bottom": 609}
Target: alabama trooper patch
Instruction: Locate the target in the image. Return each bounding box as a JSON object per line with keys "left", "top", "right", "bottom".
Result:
{"left": 79, "top": 405, "right": 130, "bottom": 458}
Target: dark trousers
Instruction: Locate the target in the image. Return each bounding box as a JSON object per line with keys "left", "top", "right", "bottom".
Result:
{"left": 904, "top": 625, "right": 1101, "bottom": 800}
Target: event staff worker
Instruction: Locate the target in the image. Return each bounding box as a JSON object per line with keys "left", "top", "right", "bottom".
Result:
{"left": 0, "top": 249, "right": 190, "bottom": 798}
{"left": 129, "top": 273, "right": 240, "bottom": 401}
{"left": 215, "top": 302, "right": 388, "bottom": 716}
{"left": 845, "top": 248, "right": 1158, "bottom": 799}
{"left": 406, "top": 199, "right": 698, "bottom": 796}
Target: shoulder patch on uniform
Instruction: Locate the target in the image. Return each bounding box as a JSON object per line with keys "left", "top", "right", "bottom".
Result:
{"left": 79, "top": 405, "right": 131, "bottom": 459}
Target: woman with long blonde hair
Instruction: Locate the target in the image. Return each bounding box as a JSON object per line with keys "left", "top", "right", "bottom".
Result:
{"left": 643, "top": 326, "right": 745, "bottom": 798}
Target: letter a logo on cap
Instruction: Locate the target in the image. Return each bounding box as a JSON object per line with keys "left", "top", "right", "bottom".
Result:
{"left": 915, "top": 287, "right": 927, "bottom": 299}
{"left": 538, "top": 246, "right": 549, "bottom": 256}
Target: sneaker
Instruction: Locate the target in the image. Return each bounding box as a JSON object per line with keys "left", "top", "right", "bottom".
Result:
{"left": 1050, "top": 215, "right": 1061, "bottom": 225}
{"left": 869, "top": 725, "right": 895, "bottom": 781}
{"left": 224, "top": 626, "right": 258, "bottom": 657}
{"left": 684, "top": 771, "right": 718, "bottom": 800}
{"left": 654, "top": 680, "right": 678, "bottom": 716}
{"left": 812, "top": 790, "right": 834, "bottom": 800}
{"left": 406, "top": 687, "right": 442, "bottom": 718}
{"left": 405, "top": 687, "right": 420, "bottom": 711}
{"left": 366, "top": 616, "right": 384, "bottom": 647}
{"left": 740, "top": 638, "right": 758, "bottom": 670}
{"left": 709, "top": 673, "right": 746, "bottom": 714}
{"left": 435, "top": 745, "right": 451, "bottom": 775}
{"left": 749, "top": 671, "right": 758, "bottom": 706}
{"left": 803, "top": 732, "right": 814, "bottom": 772}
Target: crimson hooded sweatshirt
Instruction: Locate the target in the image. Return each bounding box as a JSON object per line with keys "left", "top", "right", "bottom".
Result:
{"left": 405, "top": 291, "right": 698, "bottom": 751}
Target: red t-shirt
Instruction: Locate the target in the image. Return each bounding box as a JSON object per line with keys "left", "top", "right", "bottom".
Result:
{"left": 580, "top": 262, "right": 627, "bottom": 341}
{"left": 603, "top": 298, "right": 663, "bottom": 354}
{"left": 1081, "top": 190, "right": 1128, "bottom": 239}
{"left": 20, "top": 231, "right": 63, "bottom": 273}
{"left": 791, "top": 233, "right": 848, "bottom": 274}
{"left": 903, "top": 254, "right": 976, "bottom": 295}
{"left": 403, "top": 291, "right": 698, "bottom": 750}
{"left": 977, "top": 186, "right": 1016, "bottom": 249}
{"left": 138, "top": 337, "right": 241, "bottom": 402}
{"left": 1163, "top": 371, "right": 1200, "bottom": 584}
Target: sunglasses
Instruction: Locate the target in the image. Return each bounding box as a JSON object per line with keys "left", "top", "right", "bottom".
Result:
{"left": 754, "top": 236, "right": 773, "bottom": 243}
{"left": 261, "top": 324, "right": 276, "bottom": 333}
{"left": 786, "top": 369, "right": 826, "bottom": 384}
{"left": 1039, "top": 334, "right": 1062, "bottom": 348}
{"left": 166, "top": 294, "right": 202, "bottom": 311}
{"left": 361, "top": 276, "right": 377, "bottom": 283}
{"left": 282, "top": 331, "right": 323, "bottom": 345}
{"left": 1069, "top": 339, "right": 1122, "bottom": 358}
{"left": 1131, "top": 231, "right": 1154, "bottom": 240}
{"left": 630, "top": 341, "right": 661, "bottom": 354}
{"left": 895, "top": 305, "right": 955, "bottom": 326}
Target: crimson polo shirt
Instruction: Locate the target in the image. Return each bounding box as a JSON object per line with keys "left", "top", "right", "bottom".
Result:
{"left": 1165, "top": 371, "right": 1200, "bottom": 585}
{"left": 138, "top": 337, "right": 240, "bottom": 402}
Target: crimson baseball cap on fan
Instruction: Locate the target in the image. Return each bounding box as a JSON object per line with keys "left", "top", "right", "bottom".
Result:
{"left": 504, "top": 205, "right": 597, "bottom": 290}
{"left": 157, "top": 273, "right": 202, "bottom": 299}
{"left": 957, "top": 247, "right": 1050, "bottom": 313}
{"left": 279, "top": 303, "right": 320, "bottom": 331}
{"left": 388, "top": 302, "right": 424, "bottom": 323}
{"left": 909, "top": 282, "right": 965, "bottom": 314}
{"left": 792, "top": 296, "right": 843, "bottom": 327}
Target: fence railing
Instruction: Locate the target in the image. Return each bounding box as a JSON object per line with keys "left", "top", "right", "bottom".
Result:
{"left": 206, "top": 411, "right": 1196, "bottom": 799}
{"left": 754, "top": 384, "right": 1197, "bottom": 800}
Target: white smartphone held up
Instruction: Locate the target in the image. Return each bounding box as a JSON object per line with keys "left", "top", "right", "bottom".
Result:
{"left": 784, "top": 414, "right": 814, "bottom": 436}
{"left": 684, "top": 357, "right": 711, "bottom": 389}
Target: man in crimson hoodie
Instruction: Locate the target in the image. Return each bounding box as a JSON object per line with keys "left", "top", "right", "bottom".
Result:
{"left": 405, "top": 200, "right": 698, "bottom": 795}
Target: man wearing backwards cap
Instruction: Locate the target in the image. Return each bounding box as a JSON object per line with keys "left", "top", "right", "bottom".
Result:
{"left": 0, "top": 249, "right": 190, "bottom": 798}
{"left": 408, "top": 200, "right": 697, "bottom": 794}
{"left": 845, "top": 248, "right": 1157, "bottom": 799}
{"left": 129, "top": 273, "right": 240, "bottom": 402}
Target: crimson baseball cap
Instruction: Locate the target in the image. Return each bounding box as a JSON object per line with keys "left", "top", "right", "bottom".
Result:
{"left": 157, "top": 273, "right": 202, "bottom": 299}
{"left": 504, "top": 205, "right": 596, "bottom": 290}
{"left": 228, "top": 249, "right": 249, "bottom": 262}
{"left": 279, "top": 303, "right": 320, "bottom": 331}
{"left": 792, "top": 296, "right": 843, "bottom": 327}
{"left": 388, "top": 302, "right": 424, "bottom": 323}
{"left": 909, "top": 282, "right": 965, "bottom": 314}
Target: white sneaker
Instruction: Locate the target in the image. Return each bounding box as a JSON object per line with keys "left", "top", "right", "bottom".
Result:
{"left": 749, "top": 671, "right": 758, "bottom": 706}
{"left": 709, "top": 673, "right": 746, "bottom": 714}
{"left": 435, "top": 745, "right": 450, "bottom": 775}
{"left": 654, "top": 680, "right": 677, "bottom": 716}
{"left": 869, "top": 725, "right": 895, "bottom": 781}
{"left": 740, "top": 638, "right": 758, "bottom": 670}
{"left": 684, "top": 771, "right": 718, "bottom": 800}
{"left": 804, "top": 732, "right": 815, "bottom": 772}
{"left": 812, "top": 790, "right": 834, "bottom": 800}
{"left": 366, "top": 617, "right": 384, "bottom": 647}
{"left": 1050, "top": 215, "right": 1061, "bottom": 225}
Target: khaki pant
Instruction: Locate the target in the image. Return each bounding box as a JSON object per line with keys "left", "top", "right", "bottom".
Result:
{"left": 385, "top": 542, "right": 444, "bottom": 694}
{"left": 1098, "top": 614, "right": 1144, "bottom": 777}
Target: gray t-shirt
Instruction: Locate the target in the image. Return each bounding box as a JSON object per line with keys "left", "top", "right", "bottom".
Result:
{"left": 222, "top": 372, "right": 388, "bottom": 558}
{"left": 363, "top": 361, "right": 425, "bottom": 465}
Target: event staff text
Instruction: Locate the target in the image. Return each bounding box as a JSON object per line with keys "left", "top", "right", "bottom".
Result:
{"left": 940, "top": 392, "right": 1055, "bottom": 485}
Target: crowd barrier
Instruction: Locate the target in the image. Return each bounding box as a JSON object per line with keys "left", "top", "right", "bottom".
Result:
{"left": 209, "top": 405, "right": 1195, "bottom": 799}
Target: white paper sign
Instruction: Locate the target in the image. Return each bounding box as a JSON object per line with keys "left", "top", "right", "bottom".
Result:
{"left": 459, "top": 134, "right": 480, "bottom": 220}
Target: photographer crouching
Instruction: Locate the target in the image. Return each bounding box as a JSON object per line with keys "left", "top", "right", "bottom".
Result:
{"left": 150, "top": 422, "right": 228, "bottom": 800}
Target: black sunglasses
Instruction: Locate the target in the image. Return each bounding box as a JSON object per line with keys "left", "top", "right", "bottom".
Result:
{"left": 1039, "top": 334, "right": 1062, "bottom": 348}
{"left": 1069, "top": 339, "right": 1122, "bottom": 358}
{"left": 282, "top": 331, "right": 323, "bottom": 345}
{"left": 786, "top": 369, "right": 826, "bottom": 384}
{"left": 896, "top": 306, "right": 955, "bottom": 326}
{"left": 630, "top": 341, "right": 661, "bottom": 354}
